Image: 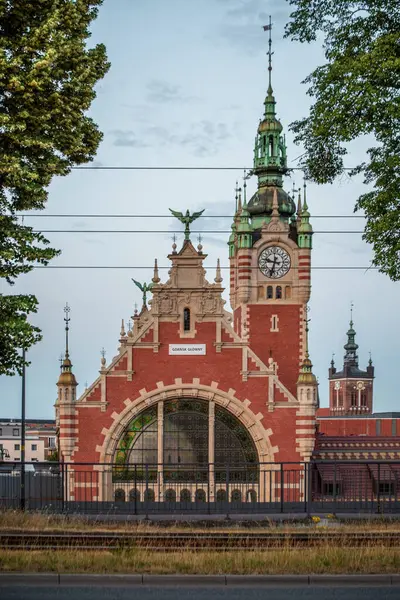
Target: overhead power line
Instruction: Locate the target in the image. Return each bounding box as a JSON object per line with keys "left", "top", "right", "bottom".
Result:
{"left": 33, "top": 229, "right": 365, "bottom": 234}
{"left": 20, "top": 214, "right": 366, "bottom": 219}
{"left": 32, "top": 265, "right": 376, "bottom": 270}
{"left": 69, "top": 165, "right": 357, "bottom": 171}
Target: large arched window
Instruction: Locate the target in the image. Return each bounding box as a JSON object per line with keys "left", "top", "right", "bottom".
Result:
{"left": 113, "top": 399, "right": 259, "bottom": 483}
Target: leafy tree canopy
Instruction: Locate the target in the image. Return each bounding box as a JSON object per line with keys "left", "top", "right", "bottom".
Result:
{"left": 0, "top": 0, "right": 109, "bottom": 375}
{"left": 285, "top": 0, "right": 400, "bottom": 279}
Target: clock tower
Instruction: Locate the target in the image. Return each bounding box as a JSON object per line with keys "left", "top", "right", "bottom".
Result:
{"left": 228, "top": 27, "right": 313, "bottom": 398}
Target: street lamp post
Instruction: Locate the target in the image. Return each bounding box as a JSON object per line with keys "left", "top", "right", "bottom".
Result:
{"left": 20, "top": 348, "right": 26, "bottom": 511}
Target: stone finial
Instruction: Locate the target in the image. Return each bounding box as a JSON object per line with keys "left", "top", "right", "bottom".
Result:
{"left": 297, "top": 187, "right": 302, "bottom": 218}
{"left": 172, "top": 234, "right": 177, "bottom": 254}
{"left": 120, "top": 319, "right": 126, "bottom": 337}
{"left": 152, "top": 258, "right": 160, "bottom": 284}
{"left": 238, "top": 187, "right": 242, "bottom": 212}
{"left": 214, "top": 258, "right": 223, "bottom": 284}
{"left": 100, "top": 347, "right": 106, "bottom": 368}
{"left": 197, "top": 234, "right": 203, "bottom": 254}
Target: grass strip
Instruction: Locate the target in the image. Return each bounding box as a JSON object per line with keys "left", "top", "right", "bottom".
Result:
{"left": 2, "top": 511, "right": 400, "bottom": 534}
{"left": 0, "top": 547, "right": 400, "bottom": 574}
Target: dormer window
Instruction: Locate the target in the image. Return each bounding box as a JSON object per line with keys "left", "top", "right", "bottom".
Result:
{"left": 183, "top": 308, "right": 191, "bottom": 332}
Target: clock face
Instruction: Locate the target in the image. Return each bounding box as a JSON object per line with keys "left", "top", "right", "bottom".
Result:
{"left": 258, "top": 246, "right": 291, "bottom": 279}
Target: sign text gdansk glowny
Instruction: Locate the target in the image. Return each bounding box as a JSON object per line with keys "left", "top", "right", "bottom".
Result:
{"left": 168, "top": 344, "right": 206, "bottom": 355}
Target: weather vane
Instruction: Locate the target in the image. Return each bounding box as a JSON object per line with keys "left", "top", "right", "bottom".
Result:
{"left": 169, "top": 209, "right": 205, "bottom": 241}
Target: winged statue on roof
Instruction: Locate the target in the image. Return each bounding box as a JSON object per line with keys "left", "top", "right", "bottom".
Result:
{"left": 169, "top": 208, "right": 205, "bottom": 241}
{"left": 131, "top": 280, "right": 154, "bottom": 307}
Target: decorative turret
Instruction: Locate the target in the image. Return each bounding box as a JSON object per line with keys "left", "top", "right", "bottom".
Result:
{"left": 328, "top": 305, "right": 375, "bottom": 415}
{"left": 297, "top": 307, "right": 318, "bottom": 392}
{"left": 56, "top": 303, "right": 78, "bottom": 462}
{"left": 57, "top": 303, "right": 77, "bottom": 390}
{"left": 297, "top": 181, "right": 313, "bottom": 249}
{"left": 296, "top": 306, "right": 318, "bottom": 461}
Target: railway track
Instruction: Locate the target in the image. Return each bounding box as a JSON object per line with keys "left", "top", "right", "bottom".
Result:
{"left": 1, "top": 531, "right": 400, "bottom": 551}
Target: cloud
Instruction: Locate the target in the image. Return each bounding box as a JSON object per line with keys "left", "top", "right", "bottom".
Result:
{"left": 110, "top": 130, "right": 149, "bottom": 148}
{"left": 130, "top": 121, "right": 233, "bottom": 156}
{"left": 215, "top": 0, "right": 290, "bottom": 52}
{"left": 145, "top": 80, "right": 201, "bottom": 105}
{"left": 109, "top": 119, "right": 234, "bottom": 156}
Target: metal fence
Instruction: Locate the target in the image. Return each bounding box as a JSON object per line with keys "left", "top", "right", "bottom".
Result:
{"left": 1, "top": 461, "right": 400, "bottom": 514}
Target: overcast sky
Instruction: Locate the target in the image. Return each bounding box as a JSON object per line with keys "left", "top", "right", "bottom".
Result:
{"left": 1, "top": 0, "right": 399, "bottom": 419}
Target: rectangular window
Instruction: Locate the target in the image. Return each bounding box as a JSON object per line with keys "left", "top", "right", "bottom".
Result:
{"left": 31, "top": 444, "right": 37, "bottom": 452}
{"left": 392, "top": 419, "right": 397, "bottom": 436}
{"left": 376, "top": 419, "right": 381, "bottom": 436}
{"left": 14, "top": 444, "right": 20, "bottom": 451}
{"left": 13, "top": 428, "right": 19, "bottom": 436}
{"left": 48, "top": 437, "right": 56, "bottom": 448}
{"left": 378, "top": 482, "right": 395, "bottom": 496}
{"left": 0, "top": 428, "right": 2, "bottom": 436}
{"left": 322, "top": 482, "right": 341, "bottom": 497}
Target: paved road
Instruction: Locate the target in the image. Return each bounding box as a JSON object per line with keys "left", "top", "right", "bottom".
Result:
{"left": 0, "top": 586, "right": 399, "bottom": 600}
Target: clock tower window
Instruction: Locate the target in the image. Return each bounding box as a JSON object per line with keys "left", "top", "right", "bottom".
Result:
{"left": 266, "top": 286, "right": 273, "bottom": 299}
{"left": 285, "top": 286, "right": 291, "bottom": 300}
{"left": 276, "top": 286, "right": 282, "bottom": 299}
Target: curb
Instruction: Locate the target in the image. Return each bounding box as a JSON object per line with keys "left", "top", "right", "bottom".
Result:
{"left": 0, "top": 573, "right": 399, "bottom": 586}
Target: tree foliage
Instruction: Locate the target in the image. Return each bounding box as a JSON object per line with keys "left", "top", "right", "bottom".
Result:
{"left": 285, "top": 0, "right": 400, "bottom": 279}
{"left": 0, "top": 0, "right": 109, "bottom": 375}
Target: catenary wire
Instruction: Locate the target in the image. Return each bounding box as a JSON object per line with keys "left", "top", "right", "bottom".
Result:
{"left": 19, "top": 214, "right": 365, "bottom": 218}
{"left": 31, "top": 266, "right": 377, "bottom": 270}
{"left": 32, "top": 230, "right": 365, "bottom": 234}
{"left": 69, "top": 165, "right": 357, "bottom": 170}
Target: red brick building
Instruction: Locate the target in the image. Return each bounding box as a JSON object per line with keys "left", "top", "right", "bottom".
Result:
{"left": 56, "top": 56, "right": 319, "bottom": 503}
{"left": 56, "top": 40, "right": 398, "bottom": 506}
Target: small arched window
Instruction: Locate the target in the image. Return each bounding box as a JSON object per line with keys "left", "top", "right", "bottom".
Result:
{"left": 183, "top": 308, "right": 190, "bottom": 332}
{"left": 269, "top": 135, "right": 274, "bottom": 156}
{"left": 285, "top": 286, "right": 291, "bottom": 299}
{"left": 361, "top": 392, "right": 367, "bottom": 407}
{"left": 266, "top": 286, "right": 273, "bottom": 299}
{"left": 180, "top": 489, "right": 191, "bottom": 502}
{"left": 351, "top": 391, "right": 357, "bottom": 407}
{"left": 114, "top": 489, "right": 125, "bottom": 503}
{"left": 216, "top": 489, "right": 227, "bottom": 502}
{"left": 165, "top": 489, "right": 177, "bottom": 503}
{"left": 195, "top": 489, "right": 206, "bottom": 503}
{"left": 338, "top": 392, "right": 343, "bottom": 407}
{"left": 276, "top": 286, "right": 282, "bottom": 299}
{"left": 144, "top": 488, "right": 155, "bottom": 502}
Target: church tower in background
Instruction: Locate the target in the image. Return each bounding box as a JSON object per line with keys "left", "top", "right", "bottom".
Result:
{"left": 229, "top": 20, "right": 313, "bottom": 398}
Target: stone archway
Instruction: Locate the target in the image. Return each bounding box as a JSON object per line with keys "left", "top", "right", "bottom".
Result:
{"left": 94, "top": 380, "right": 278, "bottom": 503}
{"left": 97, "top": 380, "right": 278, "bottom": 463}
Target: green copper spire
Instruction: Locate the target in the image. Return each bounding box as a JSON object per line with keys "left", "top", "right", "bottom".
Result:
{"left": 236, "top": 194, "right": 252, "bottom": 249}
{"left": 247, "top": 19, "right": 295, "bottom": 227}
{"left": 344, "top": 303, "right": 359, "bottom": 366}
{"left": 253, "top": 16, "right": 288, "bottom": 187}
{"left": 298, "top": 180, "right": 313, "bottom": 248}
{"left": 297, "top": 306, "right": 317, "bottom": 386}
